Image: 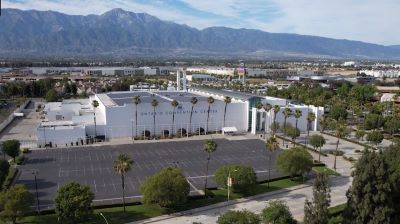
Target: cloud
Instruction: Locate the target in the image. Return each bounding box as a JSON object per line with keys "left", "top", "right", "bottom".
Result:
{"left": 3, "top": 0, "right": 399, "bottom": 45}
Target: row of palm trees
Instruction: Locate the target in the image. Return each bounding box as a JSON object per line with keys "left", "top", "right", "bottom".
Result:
{"left": 102, "top": 95, "right": 233, "bottom": 139}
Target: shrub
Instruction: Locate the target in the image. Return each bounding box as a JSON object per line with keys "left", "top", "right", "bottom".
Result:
{"left": 140, "top": 167, "right": 190, "bottom": 208}
{"left": 217, "top": 209, "right": 261, "bottom": 224}
{"left": 277, "top": 147, "right": 313, "bottom": 179}
{"left": 214, "top": 164, "right": 257, "bottom": 194}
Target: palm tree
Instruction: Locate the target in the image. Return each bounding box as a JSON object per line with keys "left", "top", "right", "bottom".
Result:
{"left": 294, "top": 109, "right": 302, "bottom": 142}
{"left": 189, "top": 97, "right": 198, "bottom": 134}
{"left": 265, "top": 136, "right": 279, "bottom": 188}
{"left": 92, "top": 100, "right": 99, "bottom": 139}
{"left": 151, "top": 99, "right": 159, "bottom": 138}
{"left": 223, "top": 96, "right": 231, "bottom": 127}
{"left": 306, "top": 111, "right": 316, "bottom": 144}
{"left": 282, "top": 107, "right": 292, "bottom": 145}
{"left": 113, "top": 154, "right": 134, "bottom": 213}
{"left": 203, "top": 139, "right": 217, "bottom": 196}
{"left": 333, "top": 121, "right": 346, "bottom": 170}
{"left": 170, "top": 99, "right": 179, "bottom": 137}
{"left": 206, "top": 96, "right": 215, "bottom": 134}
{"left": 132, "top": 96, "right": 141, "bottom": 138}
{"left": 272, "top": 105, "right": 280, "bottom": 134}
{"left": 263, "top": 103, "right": 272, "bottom": 133}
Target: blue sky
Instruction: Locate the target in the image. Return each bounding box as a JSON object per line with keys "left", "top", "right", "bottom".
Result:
{"left": 3, "top": 0, "right": 399, "bottom": 45}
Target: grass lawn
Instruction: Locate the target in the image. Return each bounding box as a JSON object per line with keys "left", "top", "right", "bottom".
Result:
{"left": 328, "top": 203, "right": 346, "bottom": 224}
{"left": 13, "top": 178, "right": 303, "bottom": 224}
{"left": 313, "top": 166, "right": 340, "bottom": 176}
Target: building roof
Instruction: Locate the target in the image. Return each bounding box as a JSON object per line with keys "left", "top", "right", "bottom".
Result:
{"left": 191, "top": 86, "right": 263, "bottom": 101}
{"left": 102, "top": 91, "right": 210, "bottom": 107}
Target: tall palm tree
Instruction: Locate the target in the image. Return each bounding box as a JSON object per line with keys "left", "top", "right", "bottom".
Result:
{"left": 223, "top": 96, "right": 232, "bottom": 127}
{"left": 333, "top": 121, "right": 346, "bottom": 170}
{"left": 113, "top": 154, "right": 134, "bottom": 213}
{"left": 92, "top": 100, "right": 99, "bottom": 139}
{"left": 272, "top": 105, "right": 280, "bottom": 134}
{"left": 151, "top": 99, "right": 159, "bottom": 138}
{"left": 307, "top": 111, "right": 316, "bottom": 137}
{"left": 282, "top": 108, "right": 292, "bottom": 145}
{"left": 206, "top": 96, "right": 215, "bottom": 134}
{"left": 265, "top": 136, "right": 279, "bottom": 188}
{"left": 170, "top": 99, "right": 179, "bottom": 137}
{"left": 203, "top": 139, "right": 217, "bottom": 196}
{"left": 294, "top": 109, "right": 302, "bottom": 142}
{"left": 132, "top": 96, "right": 141, "bottom": 138}
{"left": 189, "top": 97, "right": 198, "bottom": 134}
{"left": 263, "top": 103, "right": 272, "bottom": 133}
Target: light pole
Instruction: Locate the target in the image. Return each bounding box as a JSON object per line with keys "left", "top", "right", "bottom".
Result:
{"left": 99, "top": 212, "right": 109, "bottom": 224}
{"left": 227, "top": 169, "right": 237, "bottom": 201}
{"left": 31, "top": 170, "right": 40, "bottom": 214}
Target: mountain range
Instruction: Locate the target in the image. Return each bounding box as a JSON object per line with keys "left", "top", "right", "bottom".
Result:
{"left": 0, "top": 8, "right": 399, "bottom": 59}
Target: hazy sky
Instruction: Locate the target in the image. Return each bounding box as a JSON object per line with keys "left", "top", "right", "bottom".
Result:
{"left": 3, "top": 0, "right": 399, "bottom": 45}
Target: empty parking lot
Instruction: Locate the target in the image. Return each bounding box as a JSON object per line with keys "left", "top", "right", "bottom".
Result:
{"left": 15, "top": 138, "right": 283, "bottom": 209}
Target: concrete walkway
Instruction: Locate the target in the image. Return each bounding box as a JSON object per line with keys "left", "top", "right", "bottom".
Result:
{"left": 127, "top": 134, "right": 354, "bottom": 224}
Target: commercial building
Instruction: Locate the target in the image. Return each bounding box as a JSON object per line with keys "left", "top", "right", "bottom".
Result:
{"left": 37, "top": 88, "right": 324, "bottom": 146}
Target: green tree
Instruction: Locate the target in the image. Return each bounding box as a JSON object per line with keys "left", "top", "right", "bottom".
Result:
{"left": 214, "top": 164, "right": 257, "bottom": 194}
{"left": 71, "top": 83, "right": 78, "bottom": 96}
{"left": 140, "top": 167, "right": 190, "bottom": 208}
{"left": 114, "top": 154, "right": 134, "bottom": 213}
{"left": 309, "top": 135, "right": 326, "bottom": 162}
{"left": 364, "top": 113, "right": 384, "bottom": 130}
{"left": 319, "top": 116, "right": 329, "bottom": 132}
{"left": 189, "top": 97, "right": 198, "bottom": 134}
{"left": 304, "top": 174, "right": 331, "bottom": 224}
{"left": 203, "top": 139, "right": 217, "bottom": 196}
{"left": 328, "top": 104, "right": 348, "bottom": 121}
{"left": 286, "top": 124, "right": 300, "bottom": 145}
{"left": 266, "top": 136, "right": 279, "bottom": 188}
{"left": 3, "top": 140, "right": 20, "bottom": 162}
{"left": 54, "top": 182, "right": 94, "bottom": 224}
{"left": 91, "top": 100, "right": 99, "bottom": 138}
{"left": 277, "top": 147, "right": 313, "bottom": 181}
{"left": 217, "top": 209, "right": 260, "bottom": 224}
{"left": 384, "top": 117, "right": 400, "bottom": 143}
{"left": 355, "top": 129, "right": 366, "bottom": 141}
{"left": 170, "top": 99, "right": 179, "bottom": 136}
{"left": 132, "top": 95, "right": 141, "bottom": 138}
{"left": 223, "top": 96, "right": 232, "bottom": 127}
{"left": 383, "top": 145, "right": 400, "bottom": 223}
{"left": 206, "top": 96, "right": 215, "bottom": 134}
{"left": 345, "top": 151, "right": 393, "bottom": 224}
{"left": 0, "top": 185, "right": 34, "bottom": 224}
{"left": 261, "top": 200, "right": 296, "bottom": 224}
{"left": 366, "top": 130, "right": 384, "bottom": 146}
{"left": 45, "top": 89, "right": 58, "bottom": 102}
{"left": 151, "top": 98, "right": 159, "bottom": 138}
{"left": 0, "top": 159, "right": 10, "bottom": 186}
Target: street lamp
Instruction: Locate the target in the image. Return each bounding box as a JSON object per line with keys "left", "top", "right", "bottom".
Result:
{"left": 99, "top": 212, "right": 109, "bottom": 224}
{"left": 227, "top": 169, "right": 237, "bottom": 201}
{"left": 31, "top": 170, "right": 40, "bottom": 214}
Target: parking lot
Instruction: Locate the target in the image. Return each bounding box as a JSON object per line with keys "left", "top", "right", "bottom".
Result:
{"left": 15, "top": 138, "right": 283, "bottom": 209}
